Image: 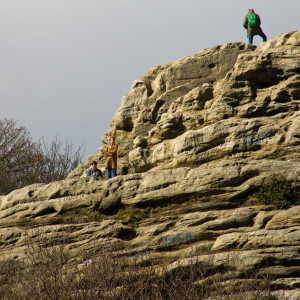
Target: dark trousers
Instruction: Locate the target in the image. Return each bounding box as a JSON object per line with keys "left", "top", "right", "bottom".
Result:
{"left": 248, "top": 32, "right": 267, "bottom": 45}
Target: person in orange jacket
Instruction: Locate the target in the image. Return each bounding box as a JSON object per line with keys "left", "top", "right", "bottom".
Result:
{"left": 105, "top": 137, "right": 118, "bottom": 178}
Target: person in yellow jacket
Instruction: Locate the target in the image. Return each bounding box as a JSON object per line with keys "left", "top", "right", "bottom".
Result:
{"left": 105, "top": 137, "right": 118, "bottom": 178}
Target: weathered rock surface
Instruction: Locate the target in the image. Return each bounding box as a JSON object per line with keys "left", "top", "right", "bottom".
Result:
{"left": 1, "top": 31, "right": 300, "bottom": 297}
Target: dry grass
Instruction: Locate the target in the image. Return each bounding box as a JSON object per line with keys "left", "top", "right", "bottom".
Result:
{"left": 0, "top": 232, "right": 281, "bottom": 300}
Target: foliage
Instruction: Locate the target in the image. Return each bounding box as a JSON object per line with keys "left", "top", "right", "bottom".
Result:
{"left": 254, "top": 174, "right": 299, "bottom": 209}
{"left": 0, "top": 119, "right": 84, "bottom": 195}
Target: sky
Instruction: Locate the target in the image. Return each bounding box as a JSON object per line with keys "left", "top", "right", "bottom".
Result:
{"left": 0, "top": 0, "right": 299, "bottom": 158}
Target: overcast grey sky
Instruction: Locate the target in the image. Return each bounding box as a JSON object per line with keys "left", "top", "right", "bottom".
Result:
{"left": 0, "top": 0, "right": 299, "bottom": 157}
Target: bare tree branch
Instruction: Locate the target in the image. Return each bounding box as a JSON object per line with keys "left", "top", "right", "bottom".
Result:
{"left": 0, "top": 119, "right": 84, "bottom": 195}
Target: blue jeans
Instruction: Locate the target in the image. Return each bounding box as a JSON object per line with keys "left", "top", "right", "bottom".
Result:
{"left": 107, "top": 168, "right": 117, "bottom": 178}
{"left": 248, "top": 33, "right": 267, "bottom": 45}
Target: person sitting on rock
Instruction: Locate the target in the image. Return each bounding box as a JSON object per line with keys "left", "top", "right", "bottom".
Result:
{"left": 86, "top": 161, "right": 103, "bottom": 179}
{"left": 243, "top": 9, "right": 267, "bottom": 45}
{"left": 105, "top": 137, "right": 118, "bottom": 178}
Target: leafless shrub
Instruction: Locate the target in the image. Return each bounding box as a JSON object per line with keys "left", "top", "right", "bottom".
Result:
{"left": 0, "top": 119, "right": 38, "bottom": 194}
{"left": 0, "top": 260, "right": 23, "bottom": 300}
{"left": 0, "top": 232, "right": 281, "bottom": 300}
{"left": 0, "top": 119, "right": 84, "bottom": 195}
{"left": 37, "top": 137, "right": 84, "bottom": 183}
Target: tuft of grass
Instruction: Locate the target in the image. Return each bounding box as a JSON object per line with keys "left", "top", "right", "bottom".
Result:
{"left": 59, "top": 207, "right": 107, "bottom": 223}
{"left": 113, "top": 206, "right": 151, "bottom": 228}
{"left": 254, "top": 174, "right": 299, "bottom": 209}
{"left": 198, "top": 243, "right": 213, "bottom": 255}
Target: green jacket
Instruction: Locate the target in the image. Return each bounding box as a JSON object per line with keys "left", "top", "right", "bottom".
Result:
{"left": 243, "top": 9, "right": 263, "bottom": 36}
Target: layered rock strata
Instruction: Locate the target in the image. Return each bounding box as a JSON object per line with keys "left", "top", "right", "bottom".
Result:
{"left": 1, "top": 31, "right": 300, "bottom": 298}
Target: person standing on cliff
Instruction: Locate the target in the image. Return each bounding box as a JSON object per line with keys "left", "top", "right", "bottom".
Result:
{"left": 243, "top": 9, "right": 267, "bottom": 45}
{"left": 105, "top": 137, "right": 118, "bottom": 178}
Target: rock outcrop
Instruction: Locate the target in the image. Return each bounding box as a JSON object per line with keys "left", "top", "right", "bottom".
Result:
{"left": 1, "top": 31, "right": 300, "bottom": 298}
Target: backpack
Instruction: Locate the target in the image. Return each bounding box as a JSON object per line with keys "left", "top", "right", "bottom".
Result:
{"left": 248, "top": 14, "right": 259, "bottom": 28}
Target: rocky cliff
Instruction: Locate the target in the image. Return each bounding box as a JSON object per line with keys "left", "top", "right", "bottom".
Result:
{"left": 1, "top": 31, "right": 300, "bottom": 299}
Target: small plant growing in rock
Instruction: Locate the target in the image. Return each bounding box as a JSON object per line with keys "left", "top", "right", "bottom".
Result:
{"left": 254, "top": 174, "right": 299, "bottom": 209}
{"left": 114, "top": 206, "right": 151, "bottom": 228}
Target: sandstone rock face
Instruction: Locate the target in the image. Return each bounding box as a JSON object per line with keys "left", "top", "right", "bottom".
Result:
{"left": 68, "top": 43, "right": 256, "bottom": 176}
{"left": 1, "top": 31, "right": 300, "bottom": 296}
